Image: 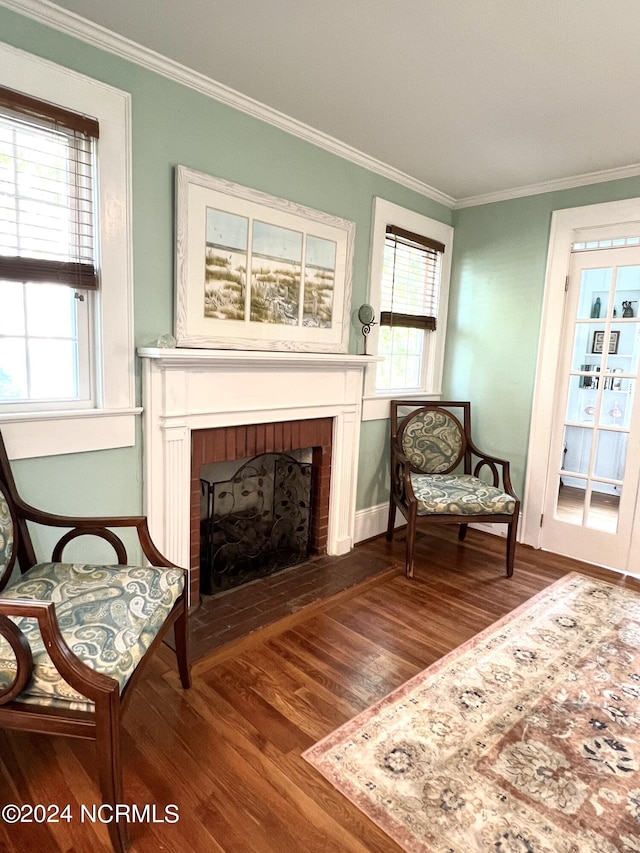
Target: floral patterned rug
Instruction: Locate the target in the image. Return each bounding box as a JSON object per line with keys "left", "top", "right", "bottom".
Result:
{"left": 303, "top": 572, "right": 640, "bottom": 852}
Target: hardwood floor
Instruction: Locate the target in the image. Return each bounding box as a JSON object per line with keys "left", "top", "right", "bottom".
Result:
{"left": 1, "top": 526, "right": 638, "bottom": 852}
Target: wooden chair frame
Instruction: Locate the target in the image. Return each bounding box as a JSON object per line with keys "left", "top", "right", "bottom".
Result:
{"left": 0, "top": 432, "right": 191, "bottom": 852}
{"left": 387, "top": 401, "right": 520, "bottom": 579}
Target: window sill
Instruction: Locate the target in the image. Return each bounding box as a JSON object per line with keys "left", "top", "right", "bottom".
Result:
{"left": 362, "top": 394, "right": 441, "bottom": 422}
{"left": 0, "top": 408, "right": 142, "bottom": 459}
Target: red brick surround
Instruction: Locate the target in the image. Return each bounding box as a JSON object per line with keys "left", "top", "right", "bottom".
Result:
{"left": 190, "top": 418, "right": 333, "bottom": 601}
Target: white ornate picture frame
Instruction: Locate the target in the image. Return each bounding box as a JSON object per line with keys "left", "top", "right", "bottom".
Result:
{"left": 175, "top": 166, "right": 355, "bottom": 352}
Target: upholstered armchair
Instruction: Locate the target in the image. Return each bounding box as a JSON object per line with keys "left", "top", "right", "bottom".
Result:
{"left": 0, "top": 431, "right": 191, "bottom": 852}
{"left": 387, "top": 401, "right": 520, "bottom": 578}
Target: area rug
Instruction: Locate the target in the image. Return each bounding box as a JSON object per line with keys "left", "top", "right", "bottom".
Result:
{"left": 303, "top": 572, "right": 640, "bottom": 853}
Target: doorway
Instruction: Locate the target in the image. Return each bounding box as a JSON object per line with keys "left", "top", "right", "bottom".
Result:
{"left": 524, "top": 199, "right": 640, "bottom": 573}
{"left": 541, "top": 246, "right": 640, "bottom": 568}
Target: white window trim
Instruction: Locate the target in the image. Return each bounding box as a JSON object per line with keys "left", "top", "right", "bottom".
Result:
{"left": 0, "top": 43, "right": 139, "bottom": 459}
{"left": 362, "top": 197, "right": 453, "bottom": 421}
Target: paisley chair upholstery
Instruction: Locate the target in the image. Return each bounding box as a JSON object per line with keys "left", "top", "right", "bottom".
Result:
{"left": 0, "top": 560, "right": 185, "bottom": 711}
{"left": 387, "top": 401, "right": 520, "bottom": 578}
{"left": 0, "top": 433, "right": 191, "bottom": 853}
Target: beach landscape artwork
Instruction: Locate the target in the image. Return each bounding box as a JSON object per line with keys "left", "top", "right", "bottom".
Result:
{"left": 204, "top": 209, "right": 248, "bottom": 321}
{"left": 303, "top": 235, "right": 336, "bottom": 328}
{"left": 204, "top": 214, "right": 336, "bottom": 328}
{"left": 249, "top": 221, "right": 302, "bottom": 325}
{"left": 176, "top": 166, "right": 352, "bottom": 352}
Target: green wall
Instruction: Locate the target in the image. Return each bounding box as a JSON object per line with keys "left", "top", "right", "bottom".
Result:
{"left": 3, "top": 5, "right": 640, "bottom": 547}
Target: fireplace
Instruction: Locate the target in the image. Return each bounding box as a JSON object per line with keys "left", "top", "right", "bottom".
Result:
{"left": 139, "top": 348, "right": 371, "bottom": 605}
{"left": 192, "top": 418, "right": 333, "bottom": 595}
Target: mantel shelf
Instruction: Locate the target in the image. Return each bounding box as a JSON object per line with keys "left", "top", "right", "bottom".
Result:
{"left": 137, "top": 347, "right": 380, "bottom": 369}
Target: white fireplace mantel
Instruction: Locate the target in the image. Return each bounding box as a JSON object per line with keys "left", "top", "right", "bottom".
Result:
{"left": 138, "top": 347, "right": 372, "bottom": 370}
{"left": 139, "top": 347, "right": 375, "bottom": 600}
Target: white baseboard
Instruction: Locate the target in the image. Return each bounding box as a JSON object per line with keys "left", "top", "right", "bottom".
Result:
{"left": 469, "top": 520, "right": 507, "bottom": 537}
{"left": 354, "top": 503, "right": 519, "bottom": 544}
{"left": 354, "top": 502, "right": 396, "bottom": 543}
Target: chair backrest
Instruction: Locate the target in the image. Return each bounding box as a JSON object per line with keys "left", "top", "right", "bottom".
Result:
{"left": 393, "top": 402, "right": 471, "bottom": 474}
{"left": 0, "top": 431, "right": 37, "bottom": 585}
{"left": 0, "top": 485, "right": 17, "bottom": 589}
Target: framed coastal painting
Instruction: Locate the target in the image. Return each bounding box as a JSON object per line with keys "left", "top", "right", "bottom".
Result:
{"left": 174, "top": 166, "right": 355, "bottom": 352}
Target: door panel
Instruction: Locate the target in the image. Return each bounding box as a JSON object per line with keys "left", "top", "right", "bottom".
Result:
{"left": 541, "top": 247, "right": 640, "bottom": 569}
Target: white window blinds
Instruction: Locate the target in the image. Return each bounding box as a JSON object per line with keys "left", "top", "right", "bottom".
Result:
{"left": 381, "top": 225, "right": 444, "bottom": 330}
{"left": 0, "top": 85, "right": 99, "bottom": 290}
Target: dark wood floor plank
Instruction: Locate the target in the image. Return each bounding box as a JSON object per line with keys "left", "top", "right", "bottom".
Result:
{"left": 327, "top": 594, "right": 447, "bottom": 667}
{"left": 221, "top": 645, "right": 355, "bottom": 742}
{"left": 210, "top": 660, "right": 316, "bottom": 754}
{"left": 293, "top": 615, "right": 420, "bottom": 690}
{"left": 270, "top": 625, "right": 417, "bottom": 710}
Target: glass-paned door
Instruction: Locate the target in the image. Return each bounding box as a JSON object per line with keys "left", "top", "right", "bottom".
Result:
{"left": 541, "top": 247, "right": 640, "bottom": 570}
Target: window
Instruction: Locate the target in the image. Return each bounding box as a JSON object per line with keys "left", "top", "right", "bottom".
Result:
{"left": 363, "top": 198, "right": 453, "bottom": 421}
{"left": 572, "top": 236, "right": 640, "bottom": 251}
{"left": 376, "top": 225, "right": 444, "bottom": 393}
{"left": 0, "top": 43, "right": 136, "bottom": 459}
{"left": 0, "top": 85, "right": 98, "bottom": 409}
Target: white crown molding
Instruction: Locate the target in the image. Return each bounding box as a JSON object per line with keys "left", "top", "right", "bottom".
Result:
{"left": 454, "top": 162, "right": 640, "bottom": 210}
{"left": 0, "top": 0, "right": 456, "bottom": 209}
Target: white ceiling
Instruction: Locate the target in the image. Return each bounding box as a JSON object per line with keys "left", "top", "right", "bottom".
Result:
{"left": 22, "top": 0, "right": 640, "bottom": 204}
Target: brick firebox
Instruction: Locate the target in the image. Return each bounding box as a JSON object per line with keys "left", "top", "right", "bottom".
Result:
{"left": 189, "top": 417, "right": 333, "bottom": 601}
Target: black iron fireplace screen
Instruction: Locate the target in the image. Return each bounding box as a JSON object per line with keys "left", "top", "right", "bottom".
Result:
{"left": 200, "top": 452, "right": 312, "bottom": 594}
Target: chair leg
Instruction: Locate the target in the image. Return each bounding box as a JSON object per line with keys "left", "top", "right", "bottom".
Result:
{"left": 386, "top": 497, "right": 396, "bottom": 542}
{"left": 458, "top": 523, "right": 468, "bottom": 541}
{"left": 95, "top": 695, "right": 128, "bottom": 853}
{"left": 173, "top": 602, "right": 192, "bottom": 689}
{"left": 405, "top": 511, "right": 417, "bottom": 579}
{"left": 506, "top": 519, "right": 517, "bottom": 578}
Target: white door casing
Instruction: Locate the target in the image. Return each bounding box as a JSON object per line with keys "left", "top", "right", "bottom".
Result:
{"left": 523, "top": 197, "right": 640, "bottom": 570}
{"left": 539, "top": 246, "right": 640, "bottom": 569}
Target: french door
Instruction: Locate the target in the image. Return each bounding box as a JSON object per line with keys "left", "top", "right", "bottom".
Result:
{"left": 540, "top": 246, "right": 640, "bottom": 570}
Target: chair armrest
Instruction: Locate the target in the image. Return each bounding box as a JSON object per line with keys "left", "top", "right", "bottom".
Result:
{"left": 0, "top": 599, "right": 119, "bottom": 706}
{"left": 12, "top": 494, "right": 176, "bottom": 567}
{"left": 466, "top": 440, "right": 519, "bottom": 499}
